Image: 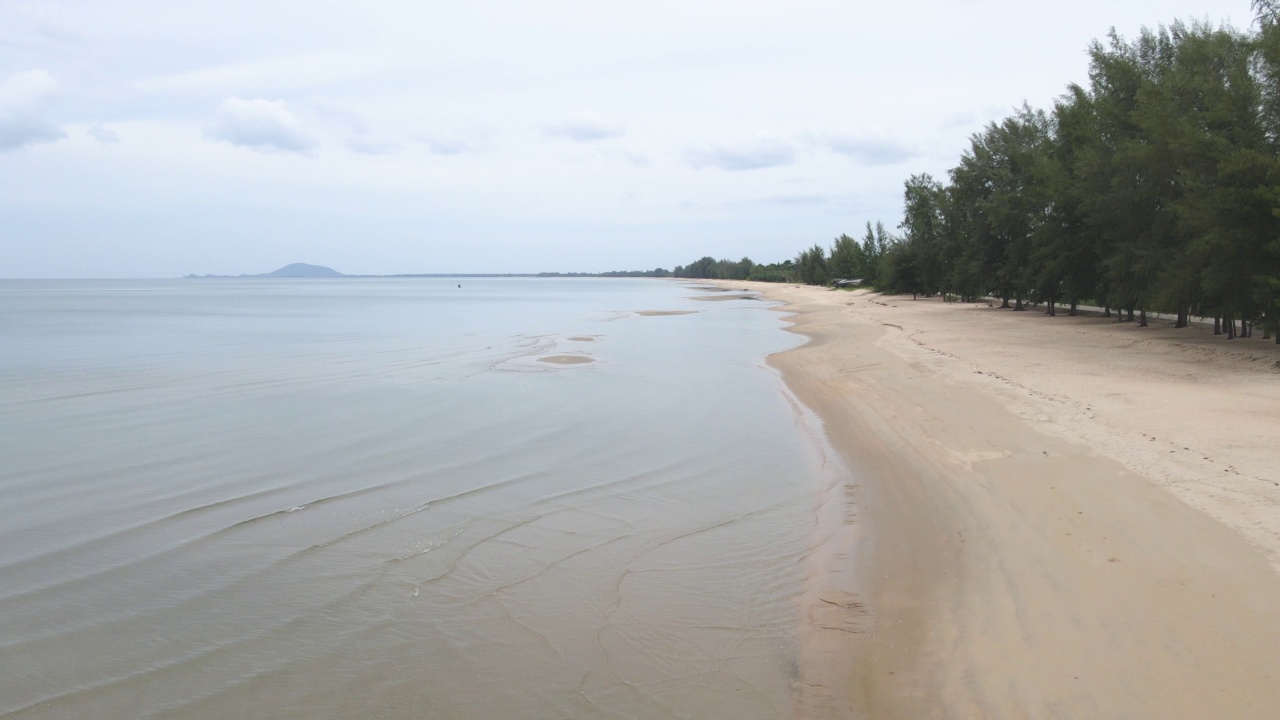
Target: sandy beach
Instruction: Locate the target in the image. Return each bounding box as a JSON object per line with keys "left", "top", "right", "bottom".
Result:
{"left": 708, "top": 281, "right": 1280, "bottom": 719}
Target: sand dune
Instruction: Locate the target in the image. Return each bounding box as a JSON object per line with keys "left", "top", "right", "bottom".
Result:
{"left": 714, "top": 281, "right": 1280, "bottom": 719}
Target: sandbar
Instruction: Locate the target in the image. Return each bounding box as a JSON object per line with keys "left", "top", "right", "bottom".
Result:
{"left": 636, "top": 310, "right": 696, "bottom": 316}
{"left": 712, "top": 280, "right": 1280, "bottom": 719}
{"left": 689, "top": 293, "right": 758, "bottom": 302}
{"left": 537, "top": 355, "right": 594, "bottom": 365}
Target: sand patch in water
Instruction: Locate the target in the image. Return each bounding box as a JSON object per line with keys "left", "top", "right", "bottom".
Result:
{"left": 538, "top": 355, "right": 594, "bottom": 365}
{"left": 690, "top": 294, "right": 757, "bottom": 302}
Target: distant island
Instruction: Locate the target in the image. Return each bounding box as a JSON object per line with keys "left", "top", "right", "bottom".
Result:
{"left": 185, "top": 263, "right": 673, "bottom": 279}
{"left": 261, "top": 263, "right": 345, "bottom": 278}
{"left": 186, "top": 263, "right": 345, "bottom": 279}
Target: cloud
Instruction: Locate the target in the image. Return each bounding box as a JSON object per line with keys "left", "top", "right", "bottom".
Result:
{"left": 541, "top": 113, "right": 624, "bottom": 142}
{"left": 939, "top": 111, "right": 977, "bottom": 130}
{"left": 684, "top": 136, "right": 795, "bottom": 171}
{"left": 594, "top": 147, "right": 649, "bottom": 167}
{"left": 346, "top": 136, "right": 398, "bottom": 155}
{"left": 306, "top": 105, "right": 399, "bottom": 156}
{"left": 423, "top": 125, "right": 498, "bottom": 155}
{"left": 87, "top": 125, "right": 120, "bottom": 143}
{"left": 822, "top": 133, "right": 916, "bottom": 166}
{"left": 136, "top": 52, "right": 383, "bottom": 97}
{"left": 209, "top": 97, "right": 316, "bottom": 153}
{"left": 0, "top": 69, "right": 66, "bottom": 151}
{"left": 763, "top": 193, "right": 831, "bottom": 206}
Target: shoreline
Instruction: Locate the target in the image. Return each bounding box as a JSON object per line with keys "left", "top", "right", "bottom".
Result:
{"left": 712, "top": 281, "right": 1280, "bottom": 718}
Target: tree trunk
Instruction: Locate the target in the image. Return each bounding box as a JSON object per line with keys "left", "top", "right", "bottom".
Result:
{"left": 1000, "top": 296, "right": 1010, "bottom": 309}
{"left": 1126, "top": 306, "right": 1135, "bottom": 322}
{"left": 1103, "top": 305, "right": 1111, "bottom": 318}
{"left": 1070, "top": 300, "right": 1078, "bottom": 316}
{"left": 1214, "top": 317, "right": 1221, "bottom": 335}
{"left": 1139, "top": 309, "right": 1148, "bottom": 327}
{"left": 1226, "top": 314, "right": 1235, "bottom": 339}
{"left": 1175, "top": 306, "right": 1188, "bottom": 329}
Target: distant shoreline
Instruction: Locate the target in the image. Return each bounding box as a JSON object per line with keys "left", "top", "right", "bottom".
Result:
{"left": 184, "top": 260, "right": 676, "bottom": 280}
{"left": 182, "top": 272, "right": 666, "bottom": 279}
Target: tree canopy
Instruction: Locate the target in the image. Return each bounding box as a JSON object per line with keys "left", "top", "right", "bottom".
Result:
{"left": 667, "top": 15, "right": 1280, "bottom": 341}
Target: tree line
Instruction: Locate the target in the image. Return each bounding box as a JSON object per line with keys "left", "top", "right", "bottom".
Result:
{"left": 674, "top": 9, "right": 1280, "bottom": 342}
{"left": 670, "top": 222, "right": 896, "bottom": 284}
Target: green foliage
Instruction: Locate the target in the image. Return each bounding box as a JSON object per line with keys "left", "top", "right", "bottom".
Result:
{"left": 794, "top": 244, "right": 830, "bottom": 285}
{"left": 829, "top": 234, "right": 864, "bottom": 280}
{"left": 878, "top": 241, "right": 918, "bottom": 295}
{"left": 896, "top": 173, "right": 954, "bottom": 296}
{"left": 747, "top": 261, "right": 795, "bottom": 283}
{"left": 598, "top": 268, "right": 671, "bottom": 277}
{"left": 674, "top": 256, "right": 751, "bottom": 280}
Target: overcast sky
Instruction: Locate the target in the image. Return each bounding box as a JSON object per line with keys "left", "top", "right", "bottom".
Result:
{"left": 0, "top": 0, "right": 1253, "bottom": 277}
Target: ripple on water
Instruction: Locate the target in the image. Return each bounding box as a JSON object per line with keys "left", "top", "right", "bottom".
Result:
{"left": 0, "top": 277, "right": 823, "bottom": 720}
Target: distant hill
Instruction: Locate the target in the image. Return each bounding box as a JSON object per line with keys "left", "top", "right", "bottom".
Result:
{"left": 260, "top": 263, "right": 344, "bottom": 278}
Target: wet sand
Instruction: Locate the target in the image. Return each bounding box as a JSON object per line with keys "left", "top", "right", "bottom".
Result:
{"left": 636, "top": 310, "right": 697, "bottom": 316}
{"left": 689, "top": 293, "right": 759, "bottom": 302}
{"left": 715, "top": 281, "right": 1280, "bottom": 719}
{"left": 537, "top": 354, "right": 594, "bottom": 364}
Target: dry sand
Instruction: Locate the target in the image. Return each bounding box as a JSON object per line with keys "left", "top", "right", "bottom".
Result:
{"left": 712, "top": 281, "right": 1280, "bottom": 719}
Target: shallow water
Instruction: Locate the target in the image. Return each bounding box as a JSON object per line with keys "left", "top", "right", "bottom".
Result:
{"left": 0, "top": 277, "right": 831, "bottom": 719}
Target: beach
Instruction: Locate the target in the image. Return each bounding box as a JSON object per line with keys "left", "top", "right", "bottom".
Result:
{"left": 715, "top": 281, "right": 1280, "bottom": 719}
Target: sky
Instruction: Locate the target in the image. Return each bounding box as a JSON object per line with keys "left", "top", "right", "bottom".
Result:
{"left": 0, "top": 0, "right": 1256, "bottom": 277}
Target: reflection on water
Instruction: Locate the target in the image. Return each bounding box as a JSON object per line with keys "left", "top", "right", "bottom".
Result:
{"left": 0, "top": 278, "right": 831, "bottom": 719}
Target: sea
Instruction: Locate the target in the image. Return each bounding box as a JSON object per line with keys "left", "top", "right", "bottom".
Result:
{"left": 0, "top": 277, "right": 837, "bottom": 719}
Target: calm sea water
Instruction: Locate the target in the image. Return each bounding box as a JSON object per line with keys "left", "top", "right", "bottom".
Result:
{"left": 0, "top": 277, "right": 832, "bottom": 719}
